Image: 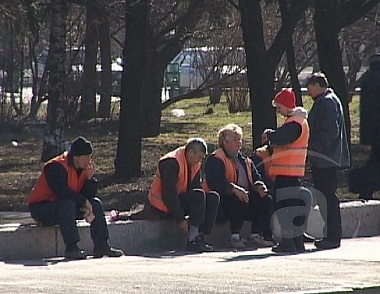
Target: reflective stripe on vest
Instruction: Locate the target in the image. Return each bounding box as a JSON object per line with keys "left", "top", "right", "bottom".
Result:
{"left": 203, "top": 148, "right": 254, "bottom": 192}
{"left": 270, "top": 115, "right": 309, "bottom": 177}
{"left": 148, "top": 147, "right": 201, "bottom": 212}
{"left": 28, "top": 152, "right": 88, "bottom": 205}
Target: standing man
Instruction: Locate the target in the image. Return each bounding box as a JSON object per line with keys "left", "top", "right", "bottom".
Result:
{"left": 262, "top": 89, "right": 312, "bottom": 253}
{"left": 203, "top": 123, "right": 272, "bottom": 249}
{"left": 29, "top": 137, "right": 124, "bottom": 259}
{"left": 148, "top": 138, "right": 220, "bottom": 253}
{"left": 306, "top": 73, "right": 350, "bottom": 250}
{"left": 357, "top": 53, "right": 380, "bottom": 200}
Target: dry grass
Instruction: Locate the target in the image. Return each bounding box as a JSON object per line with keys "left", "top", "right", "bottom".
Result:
{"left": 0, "top": 94, "right": 370, "bottom": 212}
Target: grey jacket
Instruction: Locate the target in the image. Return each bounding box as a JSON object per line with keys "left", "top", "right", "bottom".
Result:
{"left": 307, "top": 88, "right": 350, "bottom": 169}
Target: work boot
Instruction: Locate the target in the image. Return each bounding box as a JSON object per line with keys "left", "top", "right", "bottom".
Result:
{"left": 93, "top": 245, "right": 124, "bottom": 258}
{"left": 271, "top": 238, "right": 296, "bottom": 254}
{"left": 293, "top": 235, "right": 306, "bottom": 253}
{"left": 64, "top": 248, "right": 87, "bottom": 260}
{"left": 314, "top": 238, "right": 340, "bottom": 250}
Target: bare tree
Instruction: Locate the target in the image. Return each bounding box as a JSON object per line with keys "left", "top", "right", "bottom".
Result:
{"left": 239, "top": 0, "right": 310, "bottom": 147}
{"left": 41, "top": 0, "right": 68, "bottom": 162}
{"left": 114, "top": 0, "right": 149, "bottom": 180}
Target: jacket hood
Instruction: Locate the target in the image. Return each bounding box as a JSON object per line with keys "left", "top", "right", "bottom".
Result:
{"left": 289, "top": 106, "right": 308, "bottom": 119}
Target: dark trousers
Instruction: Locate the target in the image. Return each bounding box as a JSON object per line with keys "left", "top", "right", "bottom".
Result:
{"left": 29, "top": 198, "right": 110, "bottom": 247}
{"left": 273, "top": 176, "right": 312, "bottom": 239}
{"left": 312, "top": 167, "right": 342, "bottom": 243}
{"left": 217, "top": 192, "right": 249, "bottom": 234}
{"left": 179, "top": 190, "right": 220, "bottom": 235}
{"left": 359, "top": 153, "right": 380, "bottom": 199}
{"left": 247, "top": 192, "right": 273, "bottom": 239}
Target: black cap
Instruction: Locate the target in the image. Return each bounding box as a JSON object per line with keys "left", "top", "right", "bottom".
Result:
{"left": 69, "top": 137, "right": 93, "bottom": 156}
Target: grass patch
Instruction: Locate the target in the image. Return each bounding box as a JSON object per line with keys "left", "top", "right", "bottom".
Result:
{"left": 0, "top": 94, "right": 371, "bottom": 212}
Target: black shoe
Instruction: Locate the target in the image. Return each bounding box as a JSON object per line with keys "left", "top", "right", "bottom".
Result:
{"left": 93, "top": 246, "right": 124, "bottom": 258}
{"left": 271, "top": 238, "right": 296, "bottom": 253}
{"left": 187, "top": 235, "right": 214, "bottom": 253}
{"left": 64, "top": 248, "right": 87, "bottom": 260}
{"left": 303, "top": 232, "right": 315, "bottom": 243}
{"left": 314, "top": 238, "right": 340, "bottom": 250}
{"left": 293, "top": 236, "right": 306, "bottom": 253}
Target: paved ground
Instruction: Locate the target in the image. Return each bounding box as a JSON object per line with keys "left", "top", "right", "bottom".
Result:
{"left": 1, "top": 236, "right": 379, "bottom": 294}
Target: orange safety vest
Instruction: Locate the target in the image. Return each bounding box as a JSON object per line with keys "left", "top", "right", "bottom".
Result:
{"left": 270, "top": 115, "right": 309, "bottom": 177}
{"left": 148, "top": 147, "right": 201, "bottom": 213}
{"left": 203, "top": 148, "right": 254, "bottom": 192}
{"left": 29, "top": 152, "right": 88, "bottom": 205}
{"left": 253, "top": 145, "right": 276, "bottom": 183}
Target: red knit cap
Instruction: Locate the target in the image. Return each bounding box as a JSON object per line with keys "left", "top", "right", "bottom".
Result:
{"left": 272, "top": 89, "right": 296, "bottom": 109}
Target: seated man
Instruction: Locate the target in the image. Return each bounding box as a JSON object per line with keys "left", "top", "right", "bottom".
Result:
{"left": 148, "top": 138, "right": 220, "bottom": 253}
{"left": 29, "top": 137, "right": 124, "bottom": 260}
{"left": 203, "top": 123, "right": 272, "bottom": 249}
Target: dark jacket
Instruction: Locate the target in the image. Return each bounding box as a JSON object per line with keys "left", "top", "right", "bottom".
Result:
{"left": 360, "top": 62, "right": 380, "bottom": 158}
{"left": 159, "top": 158, "right": 202, "bottom": 222}
{"left": 204, "top": 149, "right": 262, "bottom": 197}
{"left": 308, "top": 88, "right": 350, "bottom": 169}
{"left": 29, "top": 152, "right": 98, "bottom": 206}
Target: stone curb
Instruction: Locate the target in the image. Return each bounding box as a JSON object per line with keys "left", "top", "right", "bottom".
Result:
{"left": 0, "top": 200, "right": 379, "bottom": 261}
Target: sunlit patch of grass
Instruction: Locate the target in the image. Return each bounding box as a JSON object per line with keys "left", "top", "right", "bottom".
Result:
{"left": 0, "top": 92, "right": 369, "bottom": 211}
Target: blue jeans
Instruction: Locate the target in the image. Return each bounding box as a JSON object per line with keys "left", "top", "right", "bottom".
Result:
{"left": 29, "top": 198, "right": 109, "bottom": 247}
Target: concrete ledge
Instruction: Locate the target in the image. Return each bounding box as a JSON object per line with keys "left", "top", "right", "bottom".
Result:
{"left": 306, "top": 200, "right": 380, "bottom": 238}
{"left": 1, "top": 200, "right": 379, "bottom": 261}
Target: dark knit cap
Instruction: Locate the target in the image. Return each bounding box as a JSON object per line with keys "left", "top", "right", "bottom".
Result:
{"left": 69, "top": 136, "right": 93, "bottom": 156}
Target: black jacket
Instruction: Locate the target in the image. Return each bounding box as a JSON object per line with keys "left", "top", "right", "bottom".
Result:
{"left": 360, "top": 62, "right": 380, "bottom": 158}
{"left": 308, "top": 88, "right": 350, "bottom": 169}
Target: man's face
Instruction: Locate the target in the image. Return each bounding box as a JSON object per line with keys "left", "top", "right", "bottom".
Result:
{"left": 223, "top": 132, "right": 242, "bottom": 155}
{"left": 307, "top": 84, "right": 320, "bottom": 99}
{"left": 186, "top": 150, "right": 205, "bottom": 167}
{"left": 74, "top": 154, "right": 92, "bottom": 169}
{"left": 275, "top": 104, "right": 289, "bottom": 116}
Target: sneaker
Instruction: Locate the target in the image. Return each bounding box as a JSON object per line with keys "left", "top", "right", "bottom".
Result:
{"left": 247, "top": 234, "right": 273, "bottom": 248}
{"left": 187, "top": 235, "right": 214, "bottom": 253}
{"left": 64, "top": 248, "right": 87, "bottom": 260}
{"left": 93, "top": 246, "right": 124, "bottom": 258}
{"left": 314, "top": 238, "right": 340, "bottom": 250}
{"left": 228, "top": 236, "right": 246, "bottom": 249}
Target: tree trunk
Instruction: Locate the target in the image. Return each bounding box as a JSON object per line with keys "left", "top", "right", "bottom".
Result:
{"left": 240, "top": 0, "right": 308, "bottom": 148}
{"left": 114, "top": 0, "right": 148, "bottom": 180}
{"left": 97, "top": 2, "right": 112, "bottom": 118}
{"left": 141, "top": 31, "right": 165, "bottom": 137}
{"left": 314, "top": 1, "right": 351, "bottom": 143}
{"left": 41, "top": 0, "right": 68, "bottom": 162}
{"left": 140, "top": 0, "right": 208, "bottom": 137}
{"left": 79, "top": 0, "right": 99, "bottom": 121}
{"left": 279, "top": 0, "right": 302, "bottom": 105}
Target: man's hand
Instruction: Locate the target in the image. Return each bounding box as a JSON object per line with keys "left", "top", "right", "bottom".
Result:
{"left": 85, "top": 160, "right": 96, "bottom": 180}
{"left": 255, "top": 184, "right": 268, "bottom": 198}
{"left": 261, "top": 129, "right": 274, "bottom": 144}
{"left": 178, "top": 219, "right": 188, "bottom": 233}
{"left": 83, "top": 199, "right": 95, "bottom": 223}
{"left": 231, "top": 184, "right": 249, "bottom": 203}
